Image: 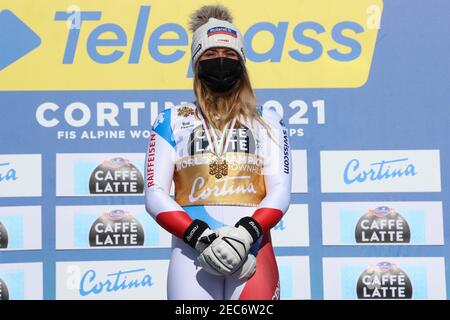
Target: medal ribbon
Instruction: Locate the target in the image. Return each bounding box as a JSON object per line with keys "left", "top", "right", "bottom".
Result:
{"left": 197, "top": 107, "right": 236, "bottom": 159}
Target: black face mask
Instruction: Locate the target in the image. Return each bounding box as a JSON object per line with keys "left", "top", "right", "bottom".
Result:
{"left": 198, "top": 57, "right": 243, "bottom": 93}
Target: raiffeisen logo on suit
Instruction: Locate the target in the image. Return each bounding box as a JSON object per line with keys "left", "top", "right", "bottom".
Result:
{"left": 323, "top": 257, "right": 446, "bottom": 300}
{"left": 0, "top": 0, "right": 383, "bottom": 90}
{"left": 0, "top": 154, "right": 41, "bottom": 197}
{"left": 56, "top": 260, "right": 169, "bottom": 299}
{"left": 56, "top": 153, "right": 144, "bottom": 196}
{"left": 322, "top": 202, "right": 444, "bottom": 245}
{"left": 320, "top": 150, "right": 441, "bottom": 192}
{"left": 0, "top": 263, "right": 43, "bottom": 300}
{"left": 0, "top": 206, "right": 42, "bottom": 251}
{"left": 56, "top": 205, "right": 171, "bottom": 249}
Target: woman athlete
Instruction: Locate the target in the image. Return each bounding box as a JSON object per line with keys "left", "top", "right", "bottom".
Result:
{"left": 145, "top": 4, "right": 292, "bottom": 300}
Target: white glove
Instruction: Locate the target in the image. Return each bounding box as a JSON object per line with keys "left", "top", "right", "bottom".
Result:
{"left": 198, "top": 242, "right": 257, "bottom": 279}
{"left": 197, "top": 226, "right": 254, "bottom": 276}
{"left": 231, "top": 253, "right": 256, "bottom": 280}
{"left": 194, "top": 228, "right": 218, "bottom": 253}
{"left": 184, "top": 219, "right": 255, "bottom": 278}
{"left": 217, "top": 225, "right": 254, "bottom": 258}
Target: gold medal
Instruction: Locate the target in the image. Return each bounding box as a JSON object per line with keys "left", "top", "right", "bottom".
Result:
{"left": 209, "top": 156, "right": 228, "bottom": 179}
{"left": 197, "top": 103, "right": 236, "bottom": 179}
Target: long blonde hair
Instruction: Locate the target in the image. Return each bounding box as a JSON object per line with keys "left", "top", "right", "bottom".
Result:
{"left": 193, "top": 62, "right": 270, "bottom": 132}
{"left": 190, "top": 4, "right": 270, "bottom": 132}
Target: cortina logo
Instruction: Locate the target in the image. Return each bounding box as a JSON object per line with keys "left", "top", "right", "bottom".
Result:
{"left": 79, "top": 268, "right": 153, "bottom": 296}
{"left": 343, "top": 158, "right": 417, "bottom": 185}
{"left": 0, "top": 162, "right": 18, "bottom": 183}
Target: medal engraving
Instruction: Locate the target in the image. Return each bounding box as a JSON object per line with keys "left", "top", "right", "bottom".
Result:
{"left": 209, "top": 157, "right": 228, "bottom": 179}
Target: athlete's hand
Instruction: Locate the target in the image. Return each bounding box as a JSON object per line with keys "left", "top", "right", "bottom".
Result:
{"left": 183, "top": 219, "right": 218, "bottom": 253}
{"left": 217, "top": 224, "right": 255, "bottom": 256}
{"left": 197, "top": 228, "right": 257, "bottom": 279}
{"left": 231, "top": 253, "right": 256, "bottom": 280}
{"left": 198, "top": 251, "right": 257, "bottom": 279}
{"left": 205, "top": 216, "right": 262, "bottom": 262}
{"left": 196, "top": 226, "right": 251, "bottom": 275}
{"left": 194, "top": 228, "right": 218, "bottom": 253}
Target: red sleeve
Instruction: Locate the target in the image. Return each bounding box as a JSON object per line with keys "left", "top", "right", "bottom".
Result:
{"left": 252, "top": 207, "right": 283, "bottom": 234}
{"left": 155, "top": 210, "right": 193, "bottom": 239}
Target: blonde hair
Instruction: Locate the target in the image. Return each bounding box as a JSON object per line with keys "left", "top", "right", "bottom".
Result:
{"left": 194, "top": 64, "right": 269, "bottom": 131}
{"left": 190, "top": 5, "right": 270, "bottom": 132}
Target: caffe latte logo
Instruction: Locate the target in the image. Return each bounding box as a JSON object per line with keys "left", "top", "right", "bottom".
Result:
{"left": 0, "top": 278, "right": 9, "bottom": 300}
{"left": 89, "top": 158, "right": 144, "bottom": 194}
{"left": 188, "top": 124, "right": 256, "bottom": 156}
{"left": 357, "top": 261, "right": 413, "bottom": 299}
{"left": 0, "top": 221, "right": 8, "bottom": 248}
{"left": 355, "top": 206, "right": 411, "bottom": 243}
{"left": 89, "top": 209, "right": 145, "bottom": 247}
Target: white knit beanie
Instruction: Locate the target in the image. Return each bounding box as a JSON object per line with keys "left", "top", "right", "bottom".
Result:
{"left": 191, "top": 17, "right": 246, "bottom": 67}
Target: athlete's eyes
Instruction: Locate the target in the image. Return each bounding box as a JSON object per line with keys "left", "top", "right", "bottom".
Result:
{"left": 201, "top": 49, "right": 239, "bottom": 60}
{"left": 225, "top": 51, "right": 238, "bottom": 58}
{"left": 204, "top": 50, "right": 218, "bottom": 57}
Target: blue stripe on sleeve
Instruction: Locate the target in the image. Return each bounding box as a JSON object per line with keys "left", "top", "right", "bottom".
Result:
{"left": 152, "top": 108, "right": 176, "bottom": 148}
